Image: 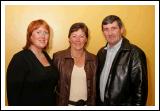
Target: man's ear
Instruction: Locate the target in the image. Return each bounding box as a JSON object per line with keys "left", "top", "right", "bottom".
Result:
{"left": 121, "top": 27, "right": 125, "bottom": 35}
{"left": 120, "top": 27, "right": 124, "bottom": 33}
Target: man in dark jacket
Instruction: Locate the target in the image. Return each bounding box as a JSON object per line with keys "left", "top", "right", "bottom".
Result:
{"left": 96, "top": 15, "right": 148, "bottom": 106}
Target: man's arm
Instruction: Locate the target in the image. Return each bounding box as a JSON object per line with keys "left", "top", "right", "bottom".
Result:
{"left": 130, "top": 47, "right": 148, "bottom": 105}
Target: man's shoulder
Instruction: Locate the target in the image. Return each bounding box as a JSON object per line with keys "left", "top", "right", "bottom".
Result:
{"left": 130, "top": 44, "right": 146, "bottom": 58}
{"left": 130, "top": 44, "right": 145, "bottom": 53}
{"left": 97, "top": 46, "right": 106, "bottom": 55}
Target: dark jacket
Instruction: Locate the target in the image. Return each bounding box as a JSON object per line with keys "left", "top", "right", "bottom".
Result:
{"left": 7, "top": 49, "right": 59, "bottom": 106}
{"left": 52, "top": 48, "right": 97, "bottom": 106}
{"left": 96, "top": 37, "right": 148, "bottom": 106}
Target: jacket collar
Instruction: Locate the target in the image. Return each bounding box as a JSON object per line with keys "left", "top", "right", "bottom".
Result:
{"left": 104, "top": 37, "right": 131, "bottom": 51}
{"left": 63, "top": 47, "right": 95, "bottom": 62}
{"left": 120, "top": 37, "right": 131, "bottom": 51}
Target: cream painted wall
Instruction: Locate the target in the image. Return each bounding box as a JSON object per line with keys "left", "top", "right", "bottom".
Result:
{"left": 5, "top": 5, "right": 155, "bottom": 106}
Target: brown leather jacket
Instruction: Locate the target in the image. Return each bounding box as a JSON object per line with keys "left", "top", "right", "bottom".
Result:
{"left": 52, "top": 48, "right": 97, "bottom": 106}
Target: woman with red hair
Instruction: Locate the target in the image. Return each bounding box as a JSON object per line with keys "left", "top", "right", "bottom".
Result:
{"left": 7, "top": 19, "right": 59, "bottom": 106}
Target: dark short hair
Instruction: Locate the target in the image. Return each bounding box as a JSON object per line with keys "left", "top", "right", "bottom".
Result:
{"left": 68, "top": 22, "right": 88, "bottom": 38}
{"left": 102, "top": 15, "right": 123, "bottom": 30}
{"left": 23, "top": 19, "right": 50, "bottom": 50}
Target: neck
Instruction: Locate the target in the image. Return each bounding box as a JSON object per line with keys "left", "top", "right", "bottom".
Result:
{"left": 71, "top": 48, "right": 85, "bottom": 58}
{"left": 108, "top": 37, "right": 122, "bottom": 48}
{"left": 29, "top": 45, "right": 43, "bottom": 56}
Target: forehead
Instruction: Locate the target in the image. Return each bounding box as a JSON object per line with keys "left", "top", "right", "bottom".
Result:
{"left": 103, "top": 21, "right": 119, "bottom": 28}
{"left": 35, "top": 26, "right": 48, "bottom": 31}
{"left": 71, "top": 29, "right": 85, "bottom": 34}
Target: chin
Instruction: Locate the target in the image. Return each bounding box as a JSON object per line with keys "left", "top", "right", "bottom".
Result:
{"left": 72, "top": 45, "right": 84, "bottom": 50}
{"left": 76, "top": 48, "right": 84, "bottom": 51}
{"left": 38, "top": 45, "right": 46, "bottom": 49}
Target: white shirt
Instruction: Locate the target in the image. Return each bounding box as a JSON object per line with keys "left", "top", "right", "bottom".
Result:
{"left": 69, "top": 65, "right": 87, "bottom": 102}
{"left": 100, "top": 38, "right": 122, "bottom": 102}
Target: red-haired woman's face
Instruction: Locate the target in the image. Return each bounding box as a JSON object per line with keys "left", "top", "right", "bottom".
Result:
{"left": 30, "top": 26, "right": 49, "bottom": 49}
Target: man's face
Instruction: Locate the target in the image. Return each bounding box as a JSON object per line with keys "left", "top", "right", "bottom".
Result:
{"left": 102, "top": 21, "right": 123, "bottom": 47}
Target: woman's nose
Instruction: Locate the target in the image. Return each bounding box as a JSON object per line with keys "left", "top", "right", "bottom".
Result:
{"left": 40, "top": 31, "right": 48, "bottom": 36}
{"left": 75, "top": 36, "right": 81, "bottom": 41}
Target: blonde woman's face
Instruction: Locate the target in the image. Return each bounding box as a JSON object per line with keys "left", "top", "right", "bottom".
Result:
{"left": 69, "top": 29, "right": 87, "bottom": 51}
{"left": 30, "top": 26, "right": 49, "bottom": 49}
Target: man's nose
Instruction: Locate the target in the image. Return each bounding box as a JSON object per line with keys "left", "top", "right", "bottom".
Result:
{"left": 108, "top": 30, "right": 112, "bottom": 35}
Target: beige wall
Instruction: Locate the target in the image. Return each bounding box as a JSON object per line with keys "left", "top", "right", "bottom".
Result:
{"left": 5, "top": 5, "right": 155, "bottom": 106}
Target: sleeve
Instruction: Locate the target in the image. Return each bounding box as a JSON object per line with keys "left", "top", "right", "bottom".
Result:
{"left": 52, "top": 53, "right": 60, "bottom": 105}
{"left": 130, "top": 49, "right": 148, "bottom": 105}
{"left": 92, "top": 58, "right": 98, "bottom": 105}
{"left": 7, "top": 54, "right": 28, "bottom": 106}
{"left": 52, "top": 53, "right": 58, "bottom": 67}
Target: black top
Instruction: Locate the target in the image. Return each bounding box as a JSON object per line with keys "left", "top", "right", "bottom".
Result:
{"left": 7, "top": 49, "right": 59, "bottom": 106}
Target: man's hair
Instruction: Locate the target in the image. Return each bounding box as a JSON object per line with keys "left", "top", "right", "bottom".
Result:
{"left": 102, "top": 15, "right": 123, "bottom": 30}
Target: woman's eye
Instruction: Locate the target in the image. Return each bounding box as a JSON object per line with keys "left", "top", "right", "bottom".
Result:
{"left": 44, "top": 32, "right": 49, "bottom": 35}
{"left": 36, "top": 31, "right": 48, "bottom": 35}
{"left": 80, "top": 35, "right": 85, "bottom": 38}
{"left": 72, "top": 35, "right": 76, "bottom": 38}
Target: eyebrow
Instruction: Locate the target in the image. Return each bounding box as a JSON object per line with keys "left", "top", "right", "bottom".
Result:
{"left": 36, "top": 29, "right": 48, "bottom": 32}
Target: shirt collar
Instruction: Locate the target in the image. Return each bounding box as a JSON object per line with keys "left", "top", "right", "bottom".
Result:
{"left": 104, "top": 38, "right": 123, "bottom": 51}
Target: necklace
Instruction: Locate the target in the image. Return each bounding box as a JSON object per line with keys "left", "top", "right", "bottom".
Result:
{"left": 29, "top": 48, "right": 44, "bottom": 58}
{"left": 71, "top": 51, "right": 85, "bottom": 66}
{"left": 71, "top": 51, "right": 85, "bottom": 59}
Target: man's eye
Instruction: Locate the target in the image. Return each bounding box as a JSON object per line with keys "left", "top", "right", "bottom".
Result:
{"left": 112, "top": 27, "right": 117, "bottom": 30}
{"left": 103, "top": 28, "right": 108, "bottom": 31}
